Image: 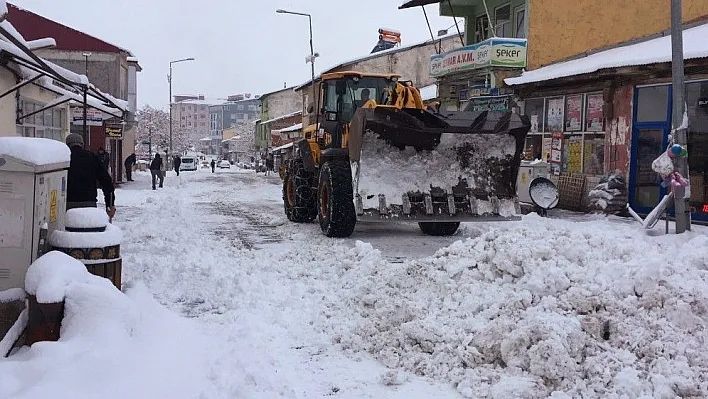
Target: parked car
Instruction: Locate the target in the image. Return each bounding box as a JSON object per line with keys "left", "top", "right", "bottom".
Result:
{"left": 180, "top": 156, "right": 198, "bottom": 171}
{"left": 218, "top": 160, "right": 231, "bottom": 169}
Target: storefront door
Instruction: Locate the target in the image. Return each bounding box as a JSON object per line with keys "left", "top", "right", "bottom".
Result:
{"left": 630, "top": 81, "right": 708, "bottom": 222}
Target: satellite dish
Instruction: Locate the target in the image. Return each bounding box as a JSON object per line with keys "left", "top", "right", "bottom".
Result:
{"left": 529, "top": 177, "right": 559, "bottom": 215}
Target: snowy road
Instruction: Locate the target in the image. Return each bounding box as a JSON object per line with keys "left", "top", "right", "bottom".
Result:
{"left": 108, "top": 167, "right": 708, "bottom": 399}
{"left": 115, "top": 168, "right": 463, "bottom": 398}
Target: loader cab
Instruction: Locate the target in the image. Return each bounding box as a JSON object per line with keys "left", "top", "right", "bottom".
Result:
{"left": 321, "top": 75, "right": 396, "bottom": 124}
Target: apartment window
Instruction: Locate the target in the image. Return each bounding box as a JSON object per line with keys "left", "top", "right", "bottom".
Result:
{"left": 494, "top": 4, "right": 511, "bottom": 38}
{"left": 237, "top": 104, "right": 244, "bottom": 110}
{"left": 515, "top": 6, "right": 526, "bottom": 38}
{"left": 475, "top": 14, "right": 490, "bottom": 43}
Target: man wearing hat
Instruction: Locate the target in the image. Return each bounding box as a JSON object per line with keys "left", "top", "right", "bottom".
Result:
{"left": 64, "top": 133, "right": 116, "bottom": 219}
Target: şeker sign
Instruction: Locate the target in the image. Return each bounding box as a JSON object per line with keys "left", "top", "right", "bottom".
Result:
{"left": 430, "top": 38, "right": 527, "bottom": 78}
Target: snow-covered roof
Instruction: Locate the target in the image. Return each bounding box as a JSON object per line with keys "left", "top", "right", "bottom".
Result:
{"left": 294, "top": 31, "right": 464, "bottom": 91}
{"left": 177, "top": 99, "right": 212, "bottom": 106}
{"left": 199, "top": 137, "right": 212, "bottom": 141}
{"left": 271, "top": 142, "right": 295, "bottom": 152}
{"left": 261, "top": 110, "right": 302, "bottom": 125}
{"left": 273, "top": 123, "right": 302, "bottom": 133}
{"left": 419, "top": 83, "right": 438, "bottom": 101}
{"left": 0, "top": 136, "right": 70, "bottom": 166}
{"left": 506, "top": 22, "right": 708, "bottom": 86}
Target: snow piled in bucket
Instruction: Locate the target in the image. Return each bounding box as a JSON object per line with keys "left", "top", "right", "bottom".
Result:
{"left": 355, "top": 132, "right": 517, "bottom": 208}
{"left": 65, "top": 208, "right": 109, "bottom": 229}
{"left": 324, "top": 215, "right": 708, "bottom": 398}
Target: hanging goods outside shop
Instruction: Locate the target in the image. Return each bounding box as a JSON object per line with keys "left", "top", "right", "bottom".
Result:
{"left": 627, "top": 133, "right": 689, "bottom": 229}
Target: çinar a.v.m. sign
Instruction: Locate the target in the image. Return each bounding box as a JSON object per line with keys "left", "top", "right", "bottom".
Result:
{"left": 430, "top": 38, "right": 527, "bottom": 78}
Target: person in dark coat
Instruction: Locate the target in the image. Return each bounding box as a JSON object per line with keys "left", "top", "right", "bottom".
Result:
{"left": 150, "top": 153, "right": 164, "bottom": 190}
{"left": 173, "top": 155, "right": 182, "bottom": 176}
{"left": 64, "top": 133, "right": 116, "bottom": 219}
{"left": 124, "top": 153, "right": 136, "bottom": 181}
{"left": 210, "top": 159, "right": 216, "bottom": 173}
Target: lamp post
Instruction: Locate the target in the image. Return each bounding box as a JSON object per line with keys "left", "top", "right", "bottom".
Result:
{"left": 168, "top": 57, "right": 195, "bottom": 166}
{"left": 82, "top": 52, "right": 91, "bottom": 144}
{"left": 276, "top": 9, "right": 318, "bottom": 115}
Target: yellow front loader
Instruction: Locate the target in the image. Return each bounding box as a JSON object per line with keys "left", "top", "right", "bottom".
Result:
{"left": 281, "top": 71, "right": 531, "bottom": 238}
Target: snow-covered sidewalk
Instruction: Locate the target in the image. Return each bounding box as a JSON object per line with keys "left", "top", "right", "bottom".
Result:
{"left": 2, "top": 166, "right": 708, "bottom": 398}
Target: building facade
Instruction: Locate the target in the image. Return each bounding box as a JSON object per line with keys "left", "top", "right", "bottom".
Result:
{"left": 8, "top": 3, "right": 139, "bottom": 184}
{"left": 209, "top": 96, "right": 260, "bottom": 156}
{"left": 256, "top": 87, "right": 302, "bottom": 151}
{"left": 173, "top": 96, "right": 211, "bottom": 147}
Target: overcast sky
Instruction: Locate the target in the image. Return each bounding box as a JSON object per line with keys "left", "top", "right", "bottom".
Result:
{"left": 11, "top": 0, "right": 456, "bottom": 108}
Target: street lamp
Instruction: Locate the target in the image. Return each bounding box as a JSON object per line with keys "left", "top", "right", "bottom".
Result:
{"left": 276, "top": 9, "right": 318, "bottom": 117}
{"left": 168, "top": 57, "right": 195, "bottom": 165}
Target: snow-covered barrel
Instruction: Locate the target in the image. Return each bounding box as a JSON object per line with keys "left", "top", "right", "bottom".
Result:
{"left": 48, "top": 208, "right": 123, "bottom": 289}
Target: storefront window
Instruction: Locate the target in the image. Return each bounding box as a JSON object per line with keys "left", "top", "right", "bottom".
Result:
{"left": 521, "top": 93, "right": 606, "bottom": 175}
{"left": 545, "top": 97, "right": 564, "bottom": 132}
{"left": 583, "top": 134, "right": 605, "bottom": 174}
{"left": 563, "top": 134, "right": 583, "bottom": 173}
{"left": 636, "top": 85, "right": 669, "bottom": 122}
{"left": 524, "top": 98, "right": 544, "bottom": 133}
{"left": 17, "top": 99, "right": 63, "bottom": 141}
{"left": 686, "top": 80, "right": 708, "bottom": 212}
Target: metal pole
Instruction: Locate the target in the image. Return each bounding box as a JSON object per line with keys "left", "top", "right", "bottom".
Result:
{"left": 671, "top": 0, "right": 691, "bottom": 233}
{"left": 168, "top": 64, "right": 173, "bottom": 166}
{"left": 308, "top": 14, "right": 317, "bottom": 122}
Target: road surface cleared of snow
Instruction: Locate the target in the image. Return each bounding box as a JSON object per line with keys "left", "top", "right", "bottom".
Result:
{"left": 3, "top": 166, "right": 708, "bottom": 398}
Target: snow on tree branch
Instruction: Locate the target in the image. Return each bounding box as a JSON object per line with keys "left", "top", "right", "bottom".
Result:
{"left": 135, "top": 105, "right": 195, "bottom": 155}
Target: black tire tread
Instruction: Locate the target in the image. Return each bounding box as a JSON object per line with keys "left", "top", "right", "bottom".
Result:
{"left": 283, "top": 159, "right": 316, "bottom": 223}
{"left": 318, "top": 160, "right": 356, "bottom": 237}
{"left": 418, "top": 222, "right": 460, "bottom": 236}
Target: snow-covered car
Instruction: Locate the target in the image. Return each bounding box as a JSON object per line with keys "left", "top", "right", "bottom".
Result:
{"left": 180, "top": 157, "right": 198, "bottom": 171}
{"left": 218, "top": 160, "right": 231, "bottom": 169}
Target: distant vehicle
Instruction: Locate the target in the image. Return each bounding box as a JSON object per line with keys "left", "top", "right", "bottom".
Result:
{"left": 180, "top": 156, "right": 198, "bottom": 171}
{"left": 218, "top": 160, "right": 231, "bottom": 169}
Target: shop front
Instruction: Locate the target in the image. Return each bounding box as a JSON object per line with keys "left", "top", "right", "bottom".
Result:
{"left": 431, "top": 37, "right": 527, "bottom": 111}
{"left": 630, "top": 80, "right": 708, "bottom": 222}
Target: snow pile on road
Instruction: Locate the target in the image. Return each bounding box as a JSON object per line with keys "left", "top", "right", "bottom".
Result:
{"left": 1, "top": 251, "right": 214, "bottom": 399}
{"left": 355, "top": 132, "right": 517, "bottom": 209}
{"left": 327, "top": 215, "right": 708, "bottom": 398}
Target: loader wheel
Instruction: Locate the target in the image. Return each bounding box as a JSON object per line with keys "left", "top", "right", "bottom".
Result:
{"left": 283, "top": 159, "right": 316, "bottom": 223}
{"left": 318, "top": 160, "right": 356, "bottom": 237}
{"left": 418, "top": 222, "right": 460, "bottom": 236}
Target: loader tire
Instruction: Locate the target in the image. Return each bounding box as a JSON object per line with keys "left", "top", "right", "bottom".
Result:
{"left": 318, "top": 160, "right": 356, "bottom": 238}
{"left": 418, "top": 222, "right": 460, "bottom": 236}
{"left": 283, "top": 159, "right": 317, "bottom": 223}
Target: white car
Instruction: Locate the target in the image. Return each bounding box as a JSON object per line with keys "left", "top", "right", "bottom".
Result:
{"left": 218, "top": 160, "right": 231, "bottom": 169}
{"left": 180, "top": 157, "right": 198, "bottom": 171}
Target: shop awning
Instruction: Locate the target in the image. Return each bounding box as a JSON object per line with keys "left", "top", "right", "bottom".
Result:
{"left": 505, "top": 22, "right": 708, "bottom": 86}
{"left": 398, "top": 0, "right": 442, "bottom": 9}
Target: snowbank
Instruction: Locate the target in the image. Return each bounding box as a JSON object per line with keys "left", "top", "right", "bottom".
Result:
{"left": 324, "top": 215, "right": 708, "bottom": 398}
{"left": 50, "top": 223, "right": 122, "bottom": 249}
{"left": 65, "top": 208, "right": 109, "bottom": 229}
{"left": 0, "top": 137, "right": 70, "bottom": 166}
{"left": 1, "top": 252, "right": 214, "bottom": 398}
{"left": 356, "top": 132, "right": 517, "bottom": 209}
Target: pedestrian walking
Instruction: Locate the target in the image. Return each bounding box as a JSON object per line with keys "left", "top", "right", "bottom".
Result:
{"left": 265, "top": 154, "right": 274, "bottom": 176}
{"left": 150, "top": 153, "right": 164, "bottom": 190}
{"left": 173, "top": 155, "right": 182, "bottom": 176}
{"left": 64, "top": 133, "right": 116, "bottom": 219}
{"left": 124, "top": 153, "right": 136, "bottom": 181}
{"left": 210, "top": 159, "right": 216, "bottom": 173}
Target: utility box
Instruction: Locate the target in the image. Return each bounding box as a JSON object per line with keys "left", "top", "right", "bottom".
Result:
{"left": 0, "top": 137, "right": 70, "bottom": 291}
{"left": 516, "top": 160, "right": 550, "bottom": 204}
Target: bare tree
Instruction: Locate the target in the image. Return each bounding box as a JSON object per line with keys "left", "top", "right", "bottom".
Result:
{"left": 135, "top": 105, "right": 194, "bottom": 157}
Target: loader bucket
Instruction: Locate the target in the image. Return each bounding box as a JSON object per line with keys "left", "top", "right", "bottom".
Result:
{"left": 348, "top": 106, "right": 530, "bottom": 222}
